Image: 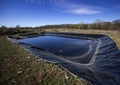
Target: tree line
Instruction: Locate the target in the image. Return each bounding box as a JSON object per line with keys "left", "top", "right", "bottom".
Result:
{"left": 0, "top": 19, "right": 120, "bottom": 35}
{"left": 40, "top": 19, "right": 120, "bottom": 30}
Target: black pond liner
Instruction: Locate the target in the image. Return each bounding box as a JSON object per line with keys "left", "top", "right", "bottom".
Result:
{"left": 7, "top": 32, "right": 120, "bottom": 85}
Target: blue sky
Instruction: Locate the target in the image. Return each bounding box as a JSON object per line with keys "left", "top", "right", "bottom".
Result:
{"left": 0, "top": 0, "right": 120, "bottom": 27}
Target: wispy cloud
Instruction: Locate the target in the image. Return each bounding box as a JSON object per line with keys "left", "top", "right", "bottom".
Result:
{"left": 26, "top": 0, "right": 35, "bottom": 3}
{"left": 67, "top": 8, "right": 102, "bottom": 14}
{"left": 26, "top": 0, "right": 102, "bottom": 15}
{"left": 116, "top": 5, "right": 120, "bottom": 8}
{"left": 57, "top": 1, "right": 102, "bottom": 15}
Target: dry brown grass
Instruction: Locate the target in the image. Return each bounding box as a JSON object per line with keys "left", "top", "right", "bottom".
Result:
{"left": 0, "top": 36, "right": 89, "bottom": 85}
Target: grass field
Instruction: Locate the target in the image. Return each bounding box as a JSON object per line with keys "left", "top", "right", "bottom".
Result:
{"left": 0, "top": 29, "right": 120, "bottom": 85}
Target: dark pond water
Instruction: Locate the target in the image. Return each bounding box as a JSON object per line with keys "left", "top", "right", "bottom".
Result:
{"left": 19, "top": 35, "right": 94, "bottom": 57}
{"left": 9, "top": 33, "right": 120, "bottom": 85}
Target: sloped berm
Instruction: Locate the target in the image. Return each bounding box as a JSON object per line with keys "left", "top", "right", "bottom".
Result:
{"left": 7, "top": 32, "right": 120, "bottom": 85}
